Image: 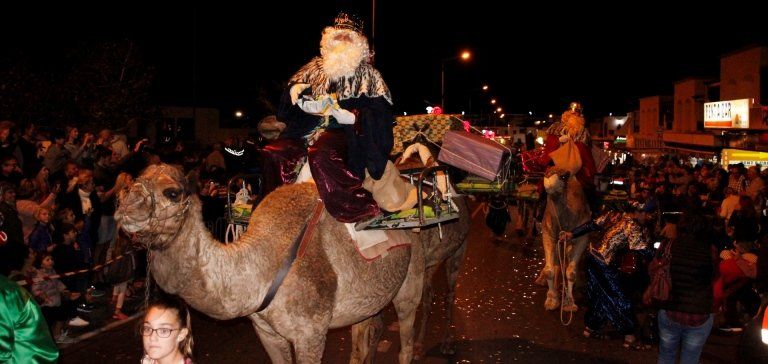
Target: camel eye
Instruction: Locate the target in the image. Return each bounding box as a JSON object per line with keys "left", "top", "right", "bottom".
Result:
{"left": 163, "top": 188, "right": 183, "bottom": 202}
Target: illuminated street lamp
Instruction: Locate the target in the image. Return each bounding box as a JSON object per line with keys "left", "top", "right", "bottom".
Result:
{"left": 234, "top": 110, "right": 244, "bottom": 119}
{"left": 441, "top": 50, "right": 472, "bottom": 110}
{"left": 490, "top": 99, "right": 497, "bottom": 105}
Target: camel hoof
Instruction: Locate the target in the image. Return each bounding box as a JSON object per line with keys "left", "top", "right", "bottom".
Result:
{"left": 413, "top": 343, "right": 424, "bottom": 361}
{"left": 440, "top": 342, "right": 455, "bottom": 355}
{"left": 544, "top": 297, "right": 560, "bottom": 311}
{"left": 562, "top": 303, "right": 578, "bottom": 312}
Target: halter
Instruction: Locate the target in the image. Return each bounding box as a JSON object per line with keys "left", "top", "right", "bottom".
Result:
{"left": 129, "top": 165, "right": 192, "bottom": 249}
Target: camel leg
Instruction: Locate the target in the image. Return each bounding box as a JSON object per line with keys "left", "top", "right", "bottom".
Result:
{"left": 350, "top": 314, "right": 385, "bottom": 364}
{"left": 440, "top": 241, "right": 466, "bottom": 355}
{"left": 392, "top": 241, "right": 425, "bottom": 364}
{"left": 563, "top": 235, "right": 589, "bottom": 312}
{"left": 541, "top": 229, "right": 560, "bottom": 311}
{"left": 249, "top": 315, "right": 293, "bottom": 364}
{"left": 413, "top": 265, "right": 438, "bottom": 361}
{"left": 293, "top": 333, "right": 327, "bottom": 364}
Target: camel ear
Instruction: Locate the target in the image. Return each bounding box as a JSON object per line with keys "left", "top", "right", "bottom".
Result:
{"left": 560, "top": 172, "right": 571, "bottom": 181}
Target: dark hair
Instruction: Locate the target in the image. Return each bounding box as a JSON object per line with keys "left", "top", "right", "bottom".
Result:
{"left": 32, "top": 252, "right": 53, "bottom": 269}
{"left": 144, "top": 294, "right": 194, "bottom": 359}
{"left": 59, "top": 223, "right": 77, "bottom": 236}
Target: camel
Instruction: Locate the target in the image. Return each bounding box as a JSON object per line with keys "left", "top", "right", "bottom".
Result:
{"left": 354, "top": 143, "right": 471, "bottom": 362}
{"left": 541, "top": 167, "right": 590, "bottom": 312}
{"left": 115, "top": 164, "right": 425, "bottom": 364}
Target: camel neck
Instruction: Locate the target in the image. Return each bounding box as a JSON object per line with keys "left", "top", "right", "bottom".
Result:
{"left": 150, "top": 197, "right": 273, "bottom": 320}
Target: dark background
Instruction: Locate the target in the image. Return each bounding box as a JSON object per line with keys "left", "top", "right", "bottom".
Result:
{"left": 2, "top": 1, "right": 766, "bottom": 121}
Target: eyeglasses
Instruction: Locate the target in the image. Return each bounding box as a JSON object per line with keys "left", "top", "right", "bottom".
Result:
{"left": 140, "top": 326, "right": 181, "bottom": 338}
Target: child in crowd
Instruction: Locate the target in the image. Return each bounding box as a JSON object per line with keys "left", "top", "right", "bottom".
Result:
{"left": 141, "top": 295, "right": 194, "bottom": 364}
{"left": 29, "top": 206, "right": 55, "bottom": 254}
{"left": 30, "top": 252, "right": 89, "bottom": 344}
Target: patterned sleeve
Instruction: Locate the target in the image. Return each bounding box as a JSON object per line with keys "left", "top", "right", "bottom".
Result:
{"left": 626, "top": 222, "right": 648, "bottom": 250}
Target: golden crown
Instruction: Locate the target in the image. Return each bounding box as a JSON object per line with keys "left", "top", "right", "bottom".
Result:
{"left": 333, "top": 12, "right": 364, "bottom": 34}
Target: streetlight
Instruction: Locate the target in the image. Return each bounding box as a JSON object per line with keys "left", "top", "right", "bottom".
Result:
{"left": 441, "top": 50, "right": 471, "bottom": 111}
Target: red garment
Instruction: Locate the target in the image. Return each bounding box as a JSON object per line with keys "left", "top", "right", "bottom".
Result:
{"left": 536, "top": 134, "right": 597, "bottom": 187}
{"left": 666, "top": 310, "right": 711, "bottom": 327}
{"left": 713, "top": 258, "right": 749, "bottom": 310}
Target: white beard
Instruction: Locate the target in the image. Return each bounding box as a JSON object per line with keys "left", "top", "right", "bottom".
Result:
{"left": 321, "top": 35, "right": 367, "bottom": 80}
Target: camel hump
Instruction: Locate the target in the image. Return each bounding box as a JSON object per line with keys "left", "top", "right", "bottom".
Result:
{"left": 253, "top": 183, "right": 321, "bottom": 227}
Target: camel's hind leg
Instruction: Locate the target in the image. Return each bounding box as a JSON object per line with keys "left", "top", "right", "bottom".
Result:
{"left": 350, "top": 314, "right": 385, "bottom": 364}
{"left": 392, "top": 240, "right": 425, "bottom": 364}
{"left": 413, "top": 264, "right": 438, "bottom": 361}
{"left": 440, "top": 240, "right": 467, "bottom": 355}
{"left": 293, "top": 333, "right": 328, "bottom": 364}
{"left": 249, "top": 315, "right": 293, "bottom": 364}
{"left": 541, "top": 227, "right": 560, "bottom": 311}
{"left": 563, "top": 235, "right": 589, "bottom": 312}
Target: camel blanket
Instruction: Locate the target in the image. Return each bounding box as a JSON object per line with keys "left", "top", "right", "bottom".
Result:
{"left": 345, "top": 224, "right": 410, "bottom": 260}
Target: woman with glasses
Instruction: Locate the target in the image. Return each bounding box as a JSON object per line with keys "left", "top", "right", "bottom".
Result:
{"left": 140, "top": 295, "right": 194, "bottom": 364}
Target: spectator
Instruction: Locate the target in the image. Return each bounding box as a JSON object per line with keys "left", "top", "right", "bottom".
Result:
{"left": 0, "top": 120, "right": 16, "bottom": 159}
{"left": 16, "top": 122, "right": 41, "bottom": 177}
{"left": 106, "top": 231, "right": 134, "bottom": 320}
{"left": 141, "top": 294, "right": 194, "bottom": 364}
{"left": 0, "top": 155, "right": 23, "bottom": 186}
{"left": 43, "top": 130, "right": 68, "bottom": 175}
{"left": 16, "top": 178, "right": 57, "bottom": 242}
{"left": 30, "top": 252, "right": 89, "bottom": 344}
{"left": 204, "top": 142, "right": 227, "bottom": 172}
{"left": 744, "top": 165, "right": 764, "bottom": 204}
{"left": 719, "top": 187, "right": 740, "bottom": 224}
{"left": 657, "top": 212, "right": 716, "bottom": 364}
{"left": 97, "top": 129, "right": 129, "bottom": 160}
{"left": 0, "top": 274, "right": 59, "bottom": 363}
{"left": 28, "top": 207, "right": 55, "bottom": 254}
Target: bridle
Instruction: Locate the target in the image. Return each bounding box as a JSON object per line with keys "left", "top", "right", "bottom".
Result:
{"left": 127, "top": 165, "right": 192, "bottom": 249}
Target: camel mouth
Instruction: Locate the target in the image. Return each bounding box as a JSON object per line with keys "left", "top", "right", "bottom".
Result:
{"left": 543, "top": 174, "right": 565, "bottom": 195}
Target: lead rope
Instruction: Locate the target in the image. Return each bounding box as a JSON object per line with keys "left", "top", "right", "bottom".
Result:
{"left": 547, "top": 194, "right": 574, "bottom": 326}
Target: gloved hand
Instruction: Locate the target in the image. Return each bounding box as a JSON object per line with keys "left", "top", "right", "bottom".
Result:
{"left": 330, "top": 106, "right": 356, "bottom": 125}
{"left": 297, "top": 96, "right": 333, "bottom": 115}
{"left": 558, "top": 134, "right": 571, "bottom": 143}
{"left": 289, "top": 83, "right": 310, "bottom": 104}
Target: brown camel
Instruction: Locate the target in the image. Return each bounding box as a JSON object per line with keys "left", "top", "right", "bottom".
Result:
{"left": 115, "top": 164, "right": 425, "bottom": 363}
{"left": 353, "top": 146, "right": 471, "bottom": 362}
{"left": 541, "top": 167, "right": 590, "bottom": 312}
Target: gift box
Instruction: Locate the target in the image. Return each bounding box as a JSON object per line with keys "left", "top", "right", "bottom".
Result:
{"left": 438, "top": 131, "right": 510, "bottom": 181}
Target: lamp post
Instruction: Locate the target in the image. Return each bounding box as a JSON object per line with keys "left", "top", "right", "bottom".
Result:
{"left": 441, "top": 50, "right": 471, "bottom": 111}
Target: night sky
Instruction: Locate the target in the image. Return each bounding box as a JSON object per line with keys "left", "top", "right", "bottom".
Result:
{"left": 2, "top": 2, "right": 766, "bottom": 121}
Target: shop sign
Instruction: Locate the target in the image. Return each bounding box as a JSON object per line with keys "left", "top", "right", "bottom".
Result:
{"left": 704, "top": 99, "right": 751, "bottom": 129}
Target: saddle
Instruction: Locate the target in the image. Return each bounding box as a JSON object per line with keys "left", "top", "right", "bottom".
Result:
{"left": 356, "top": 146, "right": 460, "bottom": 231}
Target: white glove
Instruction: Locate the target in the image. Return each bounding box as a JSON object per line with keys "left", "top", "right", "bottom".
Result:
{"left": 289, "top": 83, "right": 310, "bottom": 105}
{"left": 331, "top": 106, "right": 356, "bottom": 125}
{"left": 297, "top": 96, "right": 333, "bottom": 115}
{"left": 558, "top": 134, "right": 571, "bottom": 143}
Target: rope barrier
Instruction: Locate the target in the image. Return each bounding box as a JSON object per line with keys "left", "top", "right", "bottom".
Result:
{"left": 14, "top": 249, "right": 144, "bottom": 287}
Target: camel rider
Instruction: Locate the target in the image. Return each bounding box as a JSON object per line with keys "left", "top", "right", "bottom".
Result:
{"left": 536, "top": 102, "right": 598, "bottom": 218}
{"left": 561, "top": 201, "right": 653, "bottom": 346}
{"left": 262, "top": 12, "right": 417, "bottom": 227}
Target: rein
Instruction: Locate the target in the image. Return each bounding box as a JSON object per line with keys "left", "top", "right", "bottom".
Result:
{"left": 256, "top": 199, "right": 324, "bottom": 313}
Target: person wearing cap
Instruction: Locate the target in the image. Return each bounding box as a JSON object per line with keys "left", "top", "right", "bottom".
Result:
{"left": 561, "top": 201, "right": 653, "bottom": 348}
{"left": 264, "top": 12, "right": 413, "bottom": 225}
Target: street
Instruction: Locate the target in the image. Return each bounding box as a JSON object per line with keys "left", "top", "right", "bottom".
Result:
{"left": 61, "top": 200, "right": 740, "bottom": 363}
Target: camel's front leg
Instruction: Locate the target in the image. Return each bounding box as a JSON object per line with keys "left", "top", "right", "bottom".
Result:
{"left": 562, "top": 235, "right": 589, "bottom": 312}
{"left": 249, "top": 315, "right": 293, "bottom": 364}
{"left": 350, "top": 314, "right": 384, "bottom": 364}
{"left": 541, "top": 226, "right": 560, "bottom": 311}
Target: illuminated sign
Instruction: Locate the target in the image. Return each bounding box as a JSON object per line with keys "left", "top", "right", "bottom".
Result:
{"left": 721, "top": 148, "right": 768, "bottom": 167}
{"left": 704, "top": 99, "right": 751, "bottom": 129}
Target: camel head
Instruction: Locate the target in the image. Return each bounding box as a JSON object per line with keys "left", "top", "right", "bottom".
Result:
{"left": 115, "top": 163, "right": 192, "bottom": 249}
{"left": 543, "top": 167, "right": 571, "bottom": 196}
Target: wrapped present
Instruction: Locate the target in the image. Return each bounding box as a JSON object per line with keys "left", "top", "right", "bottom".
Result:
{"left": 438, "top": 131, "right": 510, "bottom": 181}
{"left": 520, "top": 148, "right": 547, "bottom": 174}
